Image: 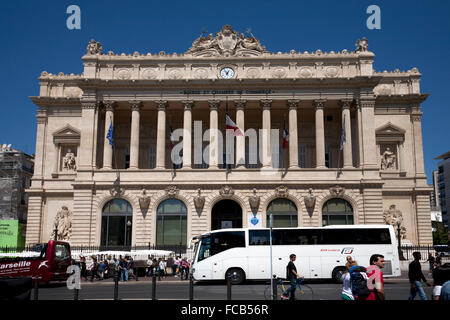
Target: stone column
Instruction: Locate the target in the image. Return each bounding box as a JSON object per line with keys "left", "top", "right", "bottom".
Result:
{"left": 155, "top": 100, "right": 168, "bottom": 169}
{"left": 340, "top": 99, "right": 353, "bottom": 168}
{"left": 31, "top": 107, "right": 48, "bottom": 186}
{"left": 182, "top": 100, "right": 194, "bottom": 169}
{"left": 359, "top": 98, "right": 378, "bottom": 169}
{"left": 313, "top": 99, "right": 326, "bottom": 168}
{"left": 287, "top": 100, "right": 299, "bottom": 168}
{"left": 103, "top": 101, "right": 115, "bottom": 169}
{"left": 78, "top": 101, "right": 97, "bottom": 173}
{"left": 208, "top": 100, "right": 220, "bottom": 169}
{"left": 261, "top": 99, "right": 272, "bottom": 168}
{"left": 234, "top": 100, "right": 246, "bottom": 167}
{"left": 411, "top": 111, "right": 426, "bottom": 177}
{"left": 129, "top": 100, "right": 142, "bottom": 169}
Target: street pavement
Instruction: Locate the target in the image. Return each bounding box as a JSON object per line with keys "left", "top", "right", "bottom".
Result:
{"left": 36, "top": 271, "right": 436, "bottom": 301}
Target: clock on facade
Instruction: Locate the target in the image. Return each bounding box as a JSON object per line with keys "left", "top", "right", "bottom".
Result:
{"left": 220, "top": 67, "right": 235, "bottom": 79}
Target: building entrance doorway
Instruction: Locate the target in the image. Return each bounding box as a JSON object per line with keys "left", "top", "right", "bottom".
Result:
{"left": 211, "top": 199, "right": 242, "bottom": 230}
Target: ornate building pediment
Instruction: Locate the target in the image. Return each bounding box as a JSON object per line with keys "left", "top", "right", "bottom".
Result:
{"left": 53, "top": 125, "right": 81, "bottom": 144}
{"left": 187, "top": 25, "right": 266, "bottom": 57}
{"left": 376, "top": 122, "right": 405, "bottom": 143}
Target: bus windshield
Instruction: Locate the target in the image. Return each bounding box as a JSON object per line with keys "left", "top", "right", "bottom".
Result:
{"left": 197, "top": 231, "right": 245, "bottom": 261}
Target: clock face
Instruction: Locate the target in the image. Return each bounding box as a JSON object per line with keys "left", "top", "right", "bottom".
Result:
{"left": 220, "top": 67, "right": 235, "bottom": 79}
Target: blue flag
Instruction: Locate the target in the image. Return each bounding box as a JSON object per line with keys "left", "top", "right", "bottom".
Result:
{"left": 340, "top": 115, "right": 346, "bottom": 151}
{"left": 106, "top": 122, "right": 114, "bottom": 147}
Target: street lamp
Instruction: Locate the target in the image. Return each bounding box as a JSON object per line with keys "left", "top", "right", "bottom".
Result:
{"left": 53, "top": 221, "right": 59, "bottom": 241}
{"left": 396, "top": 219, "right": 405, "bottom": 260}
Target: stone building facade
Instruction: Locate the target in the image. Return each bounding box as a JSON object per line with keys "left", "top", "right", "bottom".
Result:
{"left": 25, "top": 26, "right": 432, "bottom": 247}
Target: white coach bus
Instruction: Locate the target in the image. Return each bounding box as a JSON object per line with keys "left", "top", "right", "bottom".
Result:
{"left": 189, "top": 225, "right": 400, "bottom": 284}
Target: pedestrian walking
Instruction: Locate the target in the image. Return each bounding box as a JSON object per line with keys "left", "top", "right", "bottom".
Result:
{"left": 159, "top": 258, "right": 167, "bottom": 279}
{"left": 408, "top": 251, "right": 431, "bottom": 300}
{"left": 181, "top": 257, "right": 190, "bottom": 280}
{"left": 127, "top": 257, "right": 135, "bottom": 280}
{"left": 432, "top": 263, "right": 450, "bottom": 300}
{"left": 98, "top": 260, "right": 106, "bottom": 280}
{"left": 90, "top": 256, "right": 100, "bottom": 282}
{"left": 427, "top": 253, "right": 435, "bottom": 276}
{"left": 341, "top": 260, "right": 357, "bottom": 300}
{"left": 80, "top": 256, "right": 87, "bottom": 281}
{"left": 435, "top": 252, "right": 442, "bottom": 268}
{"left": 281, "top": 254, "right": 304, "bottom": 300}
{"left": 349, "top": 262, "right": 369, "bottom": 300}
{"left": 440, "top": 280, "right": 450, "bottom": 300}
{"left": 366, "top": 254, "right": 386, "bottom": 300}
{"left": 120, "top": 256, "right": 129, "bottom": 281}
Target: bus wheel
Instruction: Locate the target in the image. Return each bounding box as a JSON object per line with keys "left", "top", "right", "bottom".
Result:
{"left": 332, "top": 267, "right": 346, "bottom": 284}
{"left": 225, "top": 268, "right": 245, "bottom": 285}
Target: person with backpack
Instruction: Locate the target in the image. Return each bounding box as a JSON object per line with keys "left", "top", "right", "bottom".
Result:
{"left": 432, "top": 263, "right": 450, "bottom": 300}
{"left": 408, "top": 251, "right": 431, "bottom": 300}
{"left": 366, "top": 254, "right": 386, "bottom": 300}
{"left": 281, "top": 254, "right": 304, "bottom": 300}
{"left": 341, "top": 260, "right": 357, "bottom": 300}
{"left": 349, "top": 262, "right": 369, "bottom": 300}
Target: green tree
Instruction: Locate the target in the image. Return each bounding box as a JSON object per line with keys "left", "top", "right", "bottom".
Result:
{"left": 432, "top": 221, "right": 449, "bottom": 245}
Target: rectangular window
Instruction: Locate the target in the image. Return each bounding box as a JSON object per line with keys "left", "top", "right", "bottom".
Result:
{"left": 298, "top": 144, "right": 307, "bottom": 168}
{"left": 148, "top": 146, "right": 156, "bottom": 169}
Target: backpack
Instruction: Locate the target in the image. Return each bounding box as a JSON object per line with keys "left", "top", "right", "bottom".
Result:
{"left": 350, "top": 266, "right": 370, "bottom": 298}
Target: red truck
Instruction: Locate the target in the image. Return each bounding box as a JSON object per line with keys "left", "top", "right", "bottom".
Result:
{"left": 0, "top": 240, "right": 72, "bottom": 283}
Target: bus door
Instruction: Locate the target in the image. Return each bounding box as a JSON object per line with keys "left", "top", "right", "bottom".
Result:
{"left": 309, "top": 256, "right": 321, "bottom": 278}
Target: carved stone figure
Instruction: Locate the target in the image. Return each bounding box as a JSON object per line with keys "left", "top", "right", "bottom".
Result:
{"left": 51, "top": 206, "right": 72, "bottom": 241}
{"left": 330, "top": 186, "right": 345, "bottom": 197}
{"left": 355, "top": 37, "right": 369, "bottom": 52}
{"left": 138, "top": 188, "right": 151, "bottom": 212}
{"left": 187, "top": 25, "right": 265, "bottom": 57}
{"left": 219, "top": 185, "right": 234, "bottom": 196}
{"left": 383, "top": 205, "right": 407, "bottom": 239}
{"left": 381, "top": 147, "right": 397, "bottom": 170}
{"left": 249, "top": 188, "right": 260, "bottom": 214}
{"left": 304, "top": 188, "right": 316, "bottom": 210}
{"left": 165, "top": 185, "right": 179, "bottom": 196}
{"left": 275, "top": 186, "right": 288, "bottom": 197}
{"left": 62, "top": 149, "right": 77, "bottom": 171}
{"left": 194, "top": 188, "right": 205, "bottom": 213}
{"left": 86, "top": 39, "right": 103, "bottom": 55}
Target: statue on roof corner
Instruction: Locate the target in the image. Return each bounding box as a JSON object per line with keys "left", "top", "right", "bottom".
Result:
{"left": 355, "top": 37, "right": 369, "bottom": 52}
{"left": 87, "top": 39, "right": 103, "bottom": 55}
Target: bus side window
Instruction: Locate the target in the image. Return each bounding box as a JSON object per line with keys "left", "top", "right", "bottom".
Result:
{"left": 249, "top": 230, "right": 270, "bottom": 245}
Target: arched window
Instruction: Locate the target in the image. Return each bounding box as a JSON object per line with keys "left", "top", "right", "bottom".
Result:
{"left": 322, "top": 198, "right": 354, "bottom": 226}
{"left": 156, "top": 199, "right": 187, "bottom": 246}
{"left": 266, "top": 198, "right": 298, "bottom": 228}
{"left": 101, "top": 199, "right": 132, "bottom": 247}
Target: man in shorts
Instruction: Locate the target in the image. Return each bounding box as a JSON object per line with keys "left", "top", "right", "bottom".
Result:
{"left": 366, "top": 254, "right": 385, "bottom": 300}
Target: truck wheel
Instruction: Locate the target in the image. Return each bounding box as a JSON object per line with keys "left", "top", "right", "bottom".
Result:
{"left": 332, "top": 267, "right": 347, "bottom": 284}
{"left": 225, "top": 268, "right": 245, "bottom": 285}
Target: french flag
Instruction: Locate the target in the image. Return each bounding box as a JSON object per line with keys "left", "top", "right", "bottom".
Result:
{"left": 226, "top": 114, "right": 243, "bottom": 136}
{"left": 282, "top": 126, "right": 289, "bottom": 150}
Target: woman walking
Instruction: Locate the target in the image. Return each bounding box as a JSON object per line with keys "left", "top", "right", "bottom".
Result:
{"left": 341, "top": 260, "right": 356, "bottom": 300}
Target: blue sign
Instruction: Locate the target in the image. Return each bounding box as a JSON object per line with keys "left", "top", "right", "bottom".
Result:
{"left": 250, "top": 217, "right": 259, "bottom": 226}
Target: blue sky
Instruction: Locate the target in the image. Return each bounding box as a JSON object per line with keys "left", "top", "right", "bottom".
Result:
{"left": 0, "top": 0, "right": 449, "bottom": 183}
